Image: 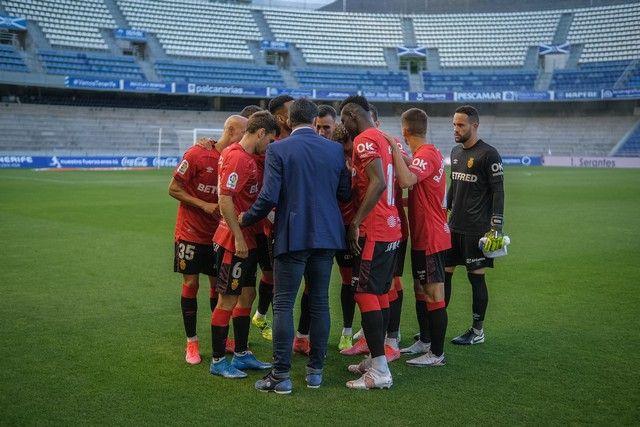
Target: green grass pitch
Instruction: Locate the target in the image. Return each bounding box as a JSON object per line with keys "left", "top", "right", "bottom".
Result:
{"left": 1, "top": 167, "right": 639, "bottom": 425}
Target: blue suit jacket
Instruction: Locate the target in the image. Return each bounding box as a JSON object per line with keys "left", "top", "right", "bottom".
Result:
{"left": 242, "top": 127, "right": 351, "bottom": 257}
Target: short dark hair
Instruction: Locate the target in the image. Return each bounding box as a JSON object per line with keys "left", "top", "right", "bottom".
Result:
{"left": 246, "top": 111, "right": 280, "bottom": 137}
{"left": 455, "top": 105, "right": 479, "bottom": 124}
{"left": 401, "top": 108, "right": 428, "bottom": 137}
{"left": 338, "top": 95, "right": 370, "bottom": 114}
{"left": 369, "top": 104, "right": 378, "bottom": 122}
{"left": 317, "top": 104, "right": 337, "bottom": 120}
{"left": 268, "top": 95, "right": 295, "bottom": 114}
{"left": 239, "top": 105, "right": 263, "bottom": 118}
{"left": 289, "top": 98, "right": 318, "bottom": 128}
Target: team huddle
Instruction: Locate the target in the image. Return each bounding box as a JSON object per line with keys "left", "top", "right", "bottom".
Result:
{"left": 169, "top": 95, "right": 506, "bottom": 393}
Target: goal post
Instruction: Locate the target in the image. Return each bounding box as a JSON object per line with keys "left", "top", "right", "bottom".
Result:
{"left": 156, "top": 127, "right": 224, "bottom": 168}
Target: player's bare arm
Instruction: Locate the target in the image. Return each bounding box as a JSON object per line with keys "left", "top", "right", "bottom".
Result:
{"left": 381, "top": 132, "right": 411, "bottom": 166}
{"left": 168, "top": 178, "right": 218, "bottom": 215}
{"left": 348, "top": 158, "right": 385, "bottom": 255}
{"left": 218, "top": 194, "right": 248, "bottom": 258}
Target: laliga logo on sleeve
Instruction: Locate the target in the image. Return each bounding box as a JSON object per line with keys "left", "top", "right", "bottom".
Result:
{"left": 226, "top": 172, "right": 238, "bottom": 189}
{"left": 177, "top": 159, "right": 189, "bottom": 175}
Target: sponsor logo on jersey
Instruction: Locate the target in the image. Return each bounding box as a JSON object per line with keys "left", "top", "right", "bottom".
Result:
{"left": 451, "top": 171, "right": 478, "bottom": 182}
{"left": 452, "top": 159, "right": 459, "bottom": 165}
{"left": 197, "top": 183, "right": 216, "bottom": 194}
{"left": 249, "top": 183, "right": 259, "bottom": 194}
{"left": 226, "top": 172, "right": 238, "bottom": 189}
{"left": 467, "top": 157, "right": 474, "bottom": 169}
{"left": 356, "top": 141, "right": 375, "bottom": 154}
{"left": 491, "top": 162, "right": 504, "bottom": 176}
{"left": 412, "top": 158, "right": 428, "bottom": 171}
{"left": 206, "top": 166, "right": 214, "bottom": 174}
{"left": 177, "top": 159, "right": 189, "bottom": 175}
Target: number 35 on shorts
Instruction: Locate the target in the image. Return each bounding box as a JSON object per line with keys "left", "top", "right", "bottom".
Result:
{"left": 177, "top": 242, "right": 195, "bottom": 260}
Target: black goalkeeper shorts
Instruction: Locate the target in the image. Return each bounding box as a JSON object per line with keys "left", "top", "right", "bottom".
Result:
{"left": 444, "top": 232, "right": 494, "bottom": 271}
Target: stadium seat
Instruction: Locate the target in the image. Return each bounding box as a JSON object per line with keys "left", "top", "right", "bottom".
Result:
{"left": 117, "top": 0, "right": 260, "bottom": 60}
{"left": 155, "top": 59, "right": 285, "bottom": 87}
{"left": 38, "top": 50, "right": 145, "bottom": 80}
{"left": 3, "top": 0, "right": 115, "bottom": 50}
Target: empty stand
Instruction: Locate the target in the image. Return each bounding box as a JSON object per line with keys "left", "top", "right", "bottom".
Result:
{"left": 0, "top": 103, "right": 231, "bottom": 156}
{"left": 295, "top": 68, "right": 408, "bottom": 91}
{"left": 567, "top": 3, "right": 640, "bottom": 64}
{"left": 117, "top": 0, "right": 261, "bottom": 60}
{"left": 0, "top": 44, "right": 29, "bottom": 72}
{"left": 39, "top": 49, "right": 144, "bottom": 79}
{"left": 262, "top": 9, "right": 403, "bottom": 67}
{"left": 374, "top": 115, "right": 636, "bottom": 157}
{"left": 613, "top": 121, "right": 640, "bottom": 157}
{"left": 3, "top": 0, "right": 115, "bottom": 50}
{"left": 422, "top": 70, "right": 536, "bottom": 92}
{"left": 155, "top": 59, "right": 284, "bottom": 87}
{"left": 550, "top": 60, "right": 631, "bottom": 90}
{"left": 0, "top": 102, "right": 635, "bottom": 158}
{"left": 412, "top": 11, "right": 560, "bottom": 68}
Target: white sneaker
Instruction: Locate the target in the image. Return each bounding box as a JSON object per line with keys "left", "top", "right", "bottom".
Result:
{"left": 406, "top": 351, "right": 446, "bottom": 367}
{"left": 346, "top": 368, "right": 393, "bottom": 390}
{"left": 400, "top": 340, "right": 431, "bottom": 355}
{"left": 353, "top": 328, "right": 364, "bottom": 340}
{"left": 347, "top": 356, "right": 372, "bottom": 375}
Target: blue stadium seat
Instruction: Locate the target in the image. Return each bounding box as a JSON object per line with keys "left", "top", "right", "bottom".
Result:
{"left": 614, "top": 124, "right": 640, "bottom": 157}
{"left": 550, "top": 60, "right": 631, "bottom": 90}
{"left": 422, "top": 70, "right": 536, "bottom": 92}
{"left": 0, "top": 44, "right": 29, "bottom": 73}
{"left": 155, "top": 59, "right": 285, "bottom": 87}
{"left": 38, "top": 50, "right": 145, "bottom": 80}
{"left": 295, "top": 68, "right": 409, "bottom": 91}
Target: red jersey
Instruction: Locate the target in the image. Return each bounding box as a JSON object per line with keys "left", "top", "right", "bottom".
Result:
{"left": 407, "top": 144, "right": 451, "bottom": 254}
{"left": 351, "top": 127, "right": 402, "bottom": 242}
{"left": 393, "top": 138, "right": 409, "bottom": 240}
{"left": 213, "top": 144, "right": 260, "bottom": 251}
{"left": 173, "top": 145, "right": 220, "bottom": 244}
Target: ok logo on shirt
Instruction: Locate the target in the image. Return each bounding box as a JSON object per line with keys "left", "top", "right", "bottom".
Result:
{"left": 356, "top": 141, "right": 376, "bottom": 157}
{"left": 412, "top": 158, "right": 428, "bottom": 171}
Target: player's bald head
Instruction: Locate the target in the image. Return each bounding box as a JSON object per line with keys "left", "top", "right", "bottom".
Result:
{"left": 222, "top": 114, "right": 248, "bottom": 143}
{"left": 224, "top": 114, "right": 248, "bottom": 130}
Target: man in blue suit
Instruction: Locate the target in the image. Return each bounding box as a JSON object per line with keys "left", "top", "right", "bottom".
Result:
{"left": 240, "top": 98, "right": 351, "bottom": 394}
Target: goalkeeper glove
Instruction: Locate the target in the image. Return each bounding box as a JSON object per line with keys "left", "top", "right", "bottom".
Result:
{"left": 483, "top": 228, "right": 505, "bottom": 252}
{"left": 483, "top": 215, "right": 505, "bottom": 252}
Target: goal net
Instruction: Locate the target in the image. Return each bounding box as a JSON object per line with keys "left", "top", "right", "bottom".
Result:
{"left": 157, "top": 127, "right": 224, "bottom": 159}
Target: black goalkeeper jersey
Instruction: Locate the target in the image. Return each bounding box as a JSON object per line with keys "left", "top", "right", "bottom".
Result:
{"left": 447, "top": 139, "right": 504, "bottom": 235}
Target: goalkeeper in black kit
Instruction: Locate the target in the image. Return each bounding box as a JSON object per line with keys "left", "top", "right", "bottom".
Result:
{"left": 445, "top": 105, "right": 507, "bottom": 345}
